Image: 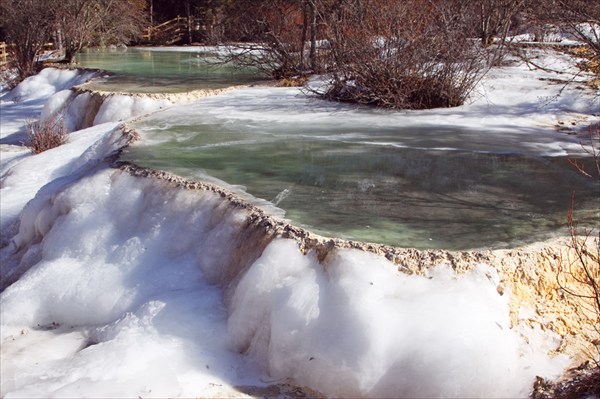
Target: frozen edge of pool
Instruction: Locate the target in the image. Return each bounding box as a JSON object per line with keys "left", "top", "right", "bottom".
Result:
{"left": 112, "top": 138, "right": 598, "bottom": 369}
{"left": 73, "top": 79, "right": 246, "bottom": 102}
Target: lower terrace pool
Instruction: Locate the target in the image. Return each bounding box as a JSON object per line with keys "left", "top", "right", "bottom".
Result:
{"left": 125, "top": 87, "right": 599, "bottom": 250}
{"left": 75, "top": 47, "right": 265, "bottom": 93}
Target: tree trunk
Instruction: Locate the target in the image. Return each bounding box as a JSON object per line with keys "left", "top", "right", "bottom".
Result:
{"left": 309, "top": 0, "right": 317, "bottom": 72}
{"left": 65, "top": 47, "right": 77, "bottom": 63}
{"left": 481, "top": 2, "right": 492, "bottom": 47}
{"left": 185, "top": 0, "right": 192, "bottom": 44}
{"left": 300, "top": 2, "right": 308, "bottom": 70}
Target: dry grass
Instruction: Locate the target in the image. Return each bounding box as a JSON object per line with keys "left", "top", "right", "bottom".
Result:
{"left": 27, "top": 116, "right": 68, "bottom": 154}
{"left": 532, "top": 365, "right": 600, "bottom": 399}
{"left": 277, "top": 75, "right": 309, "bottom": 87}
{"left": 533, "top": 124, "right": 600, "bottom": 398}
{"left": 568, "top": 46, "right": 600, "bottom": 89}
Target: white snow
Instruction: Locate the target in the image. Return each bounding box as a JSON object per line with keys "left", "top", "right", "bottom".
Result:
{"left": 229, "top": 240, "right": 568, "bottom": 398}
{"left": 5, "top": 68, "right": 96, "bottom": 103}
{"left": 1, "top": 47, "right": 597, "bottom": 398}
{"left": 0, "top": 69, "right": 92, "bottom": 146}
{"left": 130, "top": 47, "right": 598, "bottom": 159}
{"left": 93, "top": 95, "right": 171, "bottom": 125}
{"left": 0, "top": 122, "right": 123, "bottom": 241}
{"left": 1, "top": 169, "right": 264, "bottom": 398}
{"left": 0, "top": 167, "right": 568, "bottom": 398}
{"left": 1, "top": 68, "right": 170, "bottom": 244}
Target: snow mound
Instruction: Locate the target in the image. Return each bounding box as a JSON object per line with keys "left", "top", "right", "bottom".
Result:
{"left": 40, "top": 91, "right": 172, "bottom": 131}
{"left": 229, "top": 240, "right": 568, "bottom": 398}
{"left": 93, "top": 94, "right": 172, "bottom": 125}
{"left": 7, "top": 68, "right": 97, "bottom": 102}
{"left": 1, "top": 168, "right": 261, "bottom": 398}
{"left": 1, "top": 166, "right": 568, "bottom": 398}
{"left": 0, "top": 123, "right": 124, "bottom": 248}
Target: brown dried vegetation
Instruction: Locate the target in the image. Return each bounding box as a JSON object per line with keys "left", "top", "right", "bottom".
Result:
{"left": 27, "top": 116, "right": 68, "bottom": 154}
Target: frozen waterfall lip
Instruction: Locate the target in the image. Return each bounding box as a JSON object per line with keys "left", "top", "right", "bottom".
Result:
{"left": 108, "top": 160, "right": 491, "bottom": 268}
{"left": 110, "top": 140, "right": 582, "bottom": 267}
{"left": 110, "top": 150, "right": 598, "bottom": 367}
{"left": 72, "top": 80, "right": 250, "bottom": 102}
{"left": 111, "top": 126, "right": 443, "bottom": 261}
{"left": 113, "top": 118, "right": 596, "bottom": 259}
{"left": 64, "top": 62, "right": 268, "bottom": 101}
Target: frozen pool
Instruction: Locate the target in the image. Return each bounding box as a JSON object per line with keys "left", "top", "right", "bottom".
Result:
{"left": 75, "top": 47, "right": 265, "bottom": 93}
{"left": 125, "top": 87, "right": 599, "bottom": 250}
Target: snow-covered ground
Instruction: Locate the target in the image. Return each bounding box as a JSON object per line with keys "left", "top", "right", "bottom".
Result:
{"left": 0, "top": 48, "right": 598, "bottom": 398}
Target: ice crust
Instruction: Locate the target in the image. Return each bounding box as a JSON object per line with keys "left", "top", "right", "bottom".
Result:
{"left": 92, "top": 95, "right": 171, "bottom": 126}
{"left": 40, "top": 90, "right": 172, "bottom": 131}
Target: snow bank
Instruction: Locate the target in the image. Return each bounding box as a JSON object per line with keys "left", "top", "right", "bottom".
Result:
{"left": 0, "top": 168, "right": 262, "bottom": 398}
{"left": 6, "top": 68, "right": 97, "bottom": 102}
{"left": 1, "top": 66, "right": 172, "bottom": 260}
{"left": 1, "top": 164, "right": 568, "bottom": 398}
{"left": 2, "top": 67, "right": 171, "bottom": 144}
{"left": 0, "top": 68, "right": 96, "bottom": 145}
{"left": 228, "top": 240, "right": 568, "bottom": 398}
{"left": 40, "top": 91, "right": 172, "bottom": 131}
{"left": 0, "top": 123, "right": 124, "bottom": 254}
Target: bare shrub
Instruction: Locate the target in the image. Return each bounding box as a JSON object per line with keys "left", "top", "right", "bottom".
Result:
{"left": 219, "top": 0, "right": 324, "bottom": 79}
{"left": 27, "top": 116, "right": 68, "bottom": 154}
{"left": 477, "top": 0, "right": 527, "bottom": 48}
{"left": 537, "top": 0, "right": 600, "bottom": 58}
{"left": 0, "top": 0, "right": 55, "bottom": 81}
{"left": 217, "top": 0, "right": 509, "bottom": 108}
{"left": 321, "top": 0, "right": 490, "bottom": 109}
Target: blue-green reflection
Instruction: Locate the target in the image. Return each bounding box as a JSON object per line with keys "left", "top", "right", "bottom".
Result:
{"left": 75, "top": 48, "right": 264, "bottom": 93}
{"left": 125, "top": 115, "right": 599, "bottom": 250}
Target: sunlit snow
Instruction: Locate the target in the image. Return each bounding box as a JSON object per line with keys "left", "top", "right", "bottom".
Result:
{"left": 1, "top": 47, "right": 597, "bottom": 398}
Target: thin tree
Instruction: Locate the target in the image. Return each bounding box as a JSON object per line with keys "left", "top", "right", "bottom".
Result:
{"left": 477, "top": 0, "right": 526, "bottom": 48}
{"left": 321, "top": 0, "right": 491, "bottom": 109}
{"left": 0, "top": 0, "right": 55, "bottom": 81}
{"left": 218, "top": 0, "right": 324, "bottom": 79}
{"left": 56, "top": 0, "right": 148, "bottom": 63}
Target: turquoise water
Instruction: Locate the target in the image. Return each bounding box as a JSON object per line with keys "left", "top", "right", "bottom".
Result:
{"left": 126, "top": 109, "right": 599, "bottom": 250}
{"left": 81, "top": 49, "right": 597, "bottom": 250}
{"left": 75, "top": 48, "right": 264, "bottom": 93}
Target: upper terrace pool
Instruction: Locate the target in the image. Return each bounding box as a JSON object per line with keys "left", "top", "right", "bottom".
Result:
{"left": 67, "top": 47, "right": 600, "bottom": 250}
{"left": 124, "top": 87, "right": 600, "bottom": 250}
{"left": 75, "top": 47, "right": 264, "bottom": 93}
